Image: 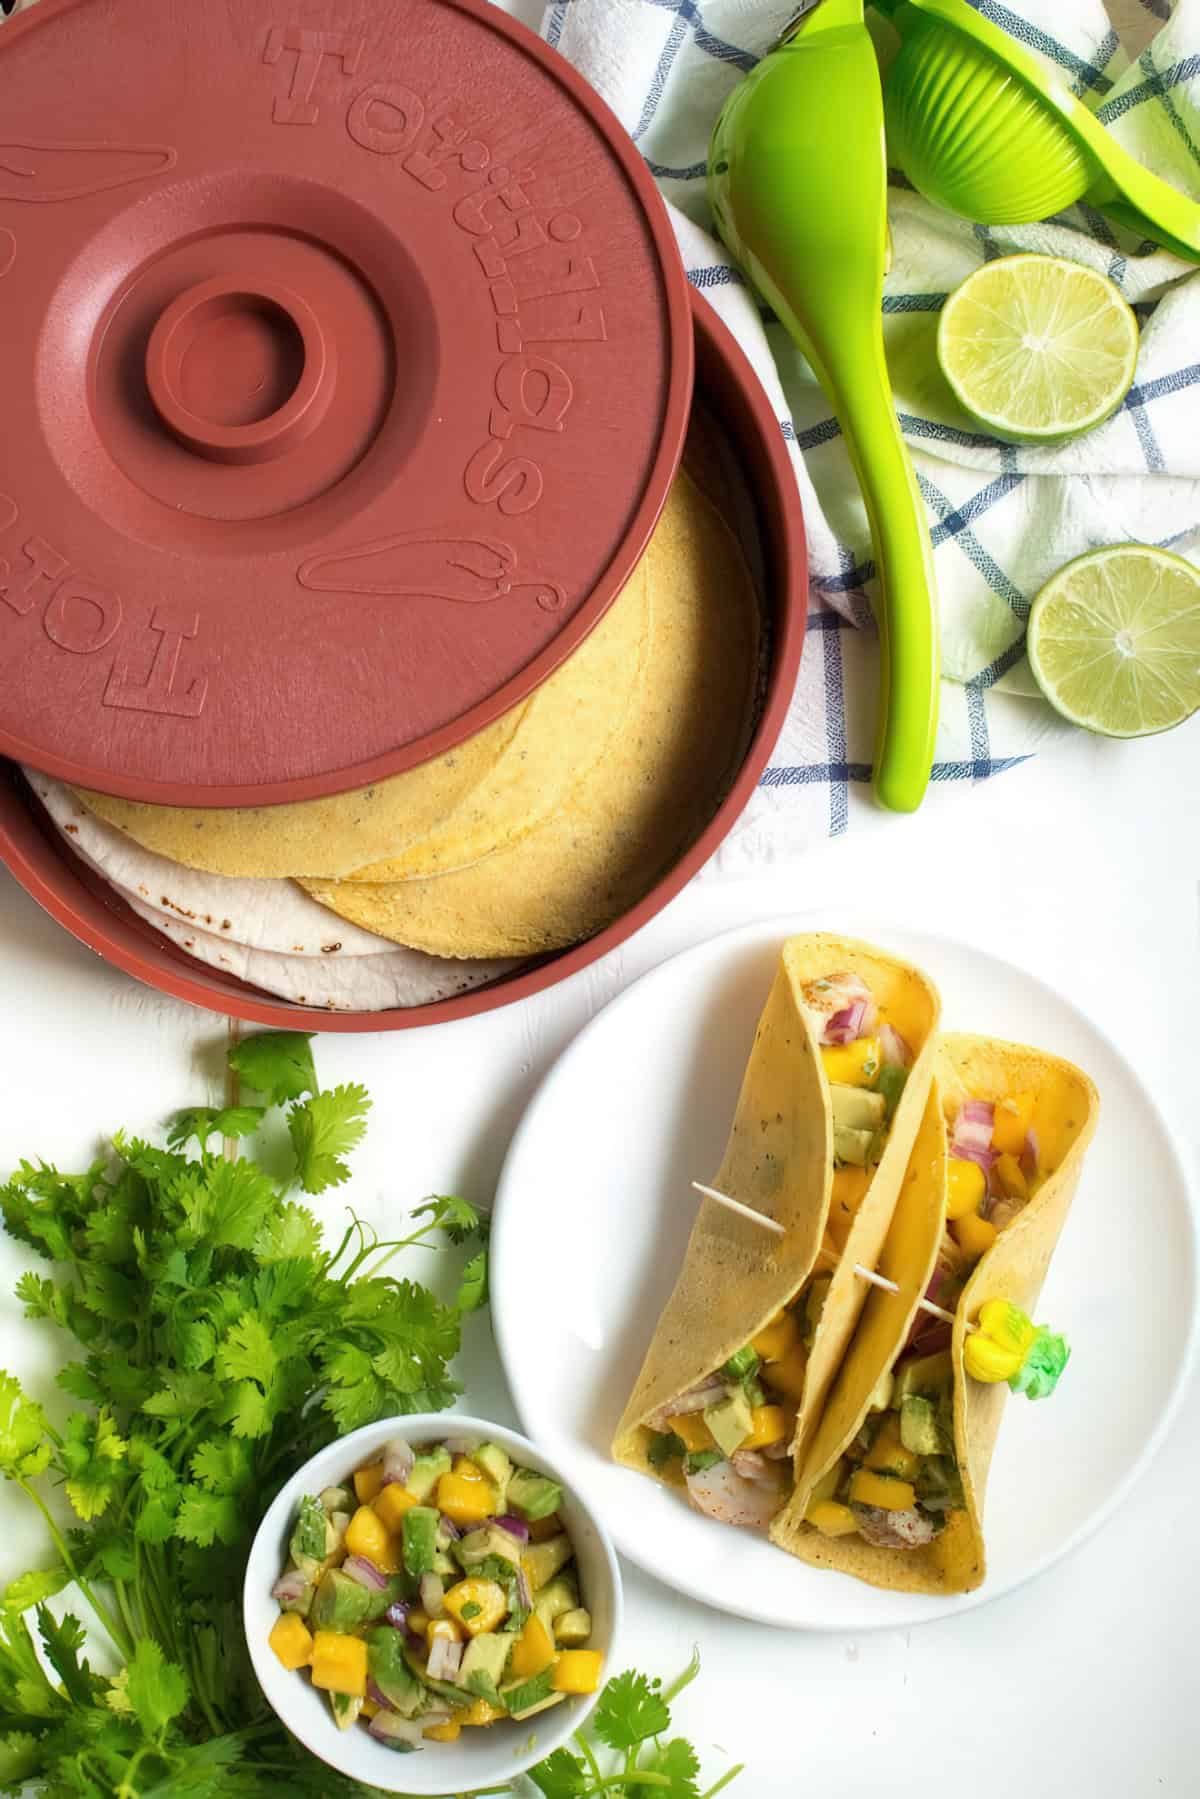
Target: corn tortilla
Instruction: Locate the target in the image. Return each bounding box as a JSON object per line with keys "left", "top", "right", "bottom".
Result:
{"left": 611, "top": 934, "right": 940, "bottom": 1502}
{"left": 299, "top": 471, "right": 762, "bottom": 958}
{"left": 76, "top": 560, "right": 651, "bottom": 882}
{"left": 770, "top": 1034, "right": 1099, "bottom": 1594}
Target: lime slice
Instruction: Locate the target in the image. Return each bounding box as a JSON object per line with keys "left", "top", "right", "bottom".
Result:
{"left": 937, "top": 253, "right": 1139, "bottom": 444}
{"left": 1027, "top": 544, "right": 1200, "bottom": 738}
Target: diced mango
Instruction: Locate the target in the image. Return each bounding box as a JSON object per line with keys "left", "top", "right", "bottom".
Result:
{"left": 761, "top": 1342, "right": 808, "bottom": 1403}
{"left": 821, "top": 1037, "right": 881, "bottom": 1088}
{"left": 427, "top": 1616, "right": 464, "bottom": 1647}
{"left": 268, "top": 1611, "right": 313, "bottom": 1670}
{"left": 992, "top": 1092, "right": 1034, "bottom": 1156}
{"left": 373, "top": 1482, "right": 419, "bottom": 1533}
{"left": 951, "top": 1210, "right": 998, "bottom": 1263}
{"left": 864, "top": 1416, "right": 919, "bottom": 1481}
{"left": 847, "top": 1470, "right": 916, "bottom": 1511}
{"left": 528, "top": 1512, "right": 562, "bottom": 1542}
{"left": 552, "top": 1650, "right": 603, "bottom": 1695}
{"left": 424, "top": 1720, "right": 462, "bottom": 1742}
{"left": 992, "top": 1153, "right": 1028, "bottom": 1203}
{"left": 508, "top": 1613, "right": 556, "bottom": 1681}
{"left": 452, "top": 1455, "right": 486, "bottom": 1480}
{"left": 437, "top": 1471, "right": 497, "bottom": 1528}
{"left": 752, "top": 1309, "right": 801, "bottom": 1363}
{"left": 361, "top": 1698, "right": 379, "bottom": 1721}
{"left": 353, "top": 1461, "right": 384, "bottom": 1504}
{"left": 443, "top": 1577, "right": 508, "bottom": 1635}
{"left": 664, "top": 1412, "right": 715, "bottom": 1454}
{"left": 310, "top": 1630, "right": 368, "bottom": 1698}
{"left": 945, "top": 1156, "right": 986, "bottom": 1221}
{"left": 461, "top": 1697, "right": 505, "bottom": 1726}
{"left": 741, "top": 1405, "right": 790, "bottom": 1451}
{"left": 805, "top": 1500, "right": 859, "bottom": 1538}
{"left": 344, "top": 1504, "right": 399, "bottom": 1572}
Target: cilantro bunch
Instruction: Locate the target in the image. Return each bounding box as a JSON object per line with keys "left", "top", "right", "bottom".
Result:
{"left": 0, "top": 1032, "right": 487, "bottom": 1796}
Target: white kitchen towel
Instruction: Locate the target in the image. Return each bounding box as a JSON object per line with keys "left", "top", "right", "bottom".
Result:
{"left": 541, "top": 0, "right": 1200, "bottom": 858}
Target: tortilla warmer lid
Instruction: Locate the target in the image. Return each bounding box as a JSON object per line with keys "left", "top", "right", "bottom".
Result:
{"left": 0, "top": 0, "right": 692, "bottom": 806}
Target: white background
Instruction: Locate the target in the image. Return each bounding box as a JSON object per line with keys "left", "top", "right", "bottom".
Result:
{"left": 1, "top": 0, "right": 1195, "bottom": 1792}
{"left": 1, "top": 714, "right": 1196, "bottom": 1796}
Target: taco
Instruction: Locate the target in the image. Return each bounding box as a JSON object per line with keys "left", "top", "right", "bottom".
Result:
{"left": 611, "top": 933, "right": 940, "bottom": 1534}
{"left": 769, "top": 1033, "right": 1099, "bottom": 1593}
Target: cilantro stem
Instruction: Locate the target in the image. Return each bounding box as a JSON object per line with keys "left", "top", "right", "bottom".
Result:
{"left": 575, "top": 1728, "right": 605, "bottom": 1785}
{"left": 584, "top": 1778, "right": 672, "bottom": 1791}
{"left": 700, "top": 1766, "right": 746, "bottom": 1798}
{"left": 17, "top": 1478, "right": 133, "bottom": 1659}
{"left": 660, "top": 1650, "right": 702, "bottom": 1705}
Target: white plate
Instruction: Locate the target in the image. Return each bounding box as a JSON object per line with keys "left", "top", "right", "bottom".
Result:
{"left": 492, "top": 916, "right": 1199, "bottom": 1632}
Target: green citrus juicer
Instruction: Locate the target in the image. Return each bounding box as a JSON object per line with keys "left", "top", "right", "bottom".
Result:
{"left": 876, "top": 0, "right": 1200, "bottom": 260}
{"left": 710, "top": 0, "right": 940, "bottom": 814}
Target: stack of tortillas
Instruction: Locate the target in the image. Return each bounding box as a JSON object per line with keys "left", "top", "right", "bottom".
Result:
{"left": 29, "top": 469, "right": 762, "bottom": 1009}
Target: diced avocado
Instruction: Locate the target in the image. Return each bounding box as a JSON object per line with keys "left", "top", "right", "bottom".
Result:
{"left": 330, "top": 1690, "right": 363, "bottom": 1731}
{"left": 532, "top": 1574, "right": 579, "bottom": 1635}
{"left": 894, "top": 1349, "right": 953, "bottom": 1401}
{"left": 833, "top": 1124, "right": 874, "bottom": 1167}
{"left": 401, "top": 1506, "right": 440, "bottom": 1578}
{"left": 703, "top": 1389, "right": 753, "bottom": 1458}
{"left": 432, "top": 1548, "right": 459, "bottom": 1577}
{"left": 276, "top": 1578, "right": 313, "bottom": 1617}
{"left": 721, "top": 1343, "right": 760, "bottom": 1382}
{"left": 877, "top": 1064, "right": 908, "bottom": 1119}
{"left": 916, "top": 1453, "right": 965, "bottom": 1512}
{"left": 506, "top": 1467, "right": 563, "bottom": 1523}
{"left": 320, "top": 1485, "right": 355, "bottom": 1515}
{"left": 513, "top": 1690, "right": 568, "bottom": 1722}
{"left": 406, "top": 1446, "right": 451, "bottom": 1503}
{"left": 684, "top": 1449, "right": 723, "bottom": 1476}
{"left": 401, "top": 1648, "right": 475, "bottom": 1710}
{"left": 311, "top": 1568, "right": 371, "bottom": 1633}
{"left": 474, "top": 1443, "right": 513, "bottom": 1509}
{"left": 900, "top": 1394, "right": 945, "bottom": 1457}
{"left": 867, "top": 1368, "right": 894, "bottom": 1414}
{"left": 457, "top": 1524, "right": 523, "bottom": 1574}
{"left": 501, "top": 1668, "right": 559, "bottom": 1719}
{"left": 554, "top": 1608, "right": 592, "bottom": 1646}
{"left": 290, "top": 1495, "right": 327, "bottom": 1570}
{"left": 366, "top": 1629, "right": 424, "bottom": 1715}
{"left": 830, "top": 1084, "right": 887, "bottom": 1131}
{"left": 361, "top": 1574, "right": 408, "bottom": 1622}
{"left": 460, "top": 1630, "right": 515, "bottom": 1705}
{"left": 522, "top": 1534, "right": 574, "bottom": 1592}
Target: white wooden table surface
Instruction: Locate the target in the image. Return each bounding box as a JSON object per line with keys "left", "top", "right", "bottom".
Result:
{"left": 1, "top": 1, "right": 1195, "bottom": 1793}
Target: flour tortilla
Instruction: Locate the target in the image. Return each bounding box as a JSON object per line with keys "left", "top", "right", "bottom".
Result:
{"left": 612, "top": 934, "right": 941, "bottom": 1496}
{"left": 77, "top": 559, "right": 651, "bottom": 882}
{"left": 300, "top": 471, "right": 762, "bottom": 958}
{"left": 121, "top": 893, "right": 517, "bottom": 1012}
{"left": 769, "top": 1035, "right": 1099, "bottom": 1594}
{"left": 27, "top": 770, "right": 390, "bottom": 957}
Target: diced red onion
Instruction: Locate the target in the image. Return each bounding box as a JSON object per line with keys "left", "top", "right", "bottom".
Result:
{"left": 908, "top": 1319, "right": 952, "bottom": 1358}
{"left": 903, "top": 1265, "right": 946, "bottom": 1353}
{"left": 368, "top": 1710, "right": 423, "bottom": 1748}
{"left": 515, "top": 1564, "right": 533, "bottom": 1613}
{"left": 367, "top": 1680, "right": 391, "bottom": 1710}
{"left": 443, "top": 1436, "right": 475, "bottom": 1457}
{"left": 419, "top": 1573, "right": 444, "bottom": 1617}
{"left": 953, "top": 1100, "right": 994, "bottom": 1149}
{"left": 426, "top": 1635, "right": 462, "bottom": 1681}
{"left": 950, "top": 1142, "right": 997, "bottom": 1176}
{"left": 271, "top": 1569, "right": 310, "bottom": 1606}
{"left": 384, "top": 1601, "right": 410, "bottom": 1631}
{"left": 647, "top": 1379, "right": 724, "bottom": 1428}
{"left": 380, "top": 1438, "right": 414, "bottom": 1488}
{"left": 492, "top": 1514, "right": 530, "bottom": 1542}
{"left": 437, "top": 1515, "right": 462, "bottom": 1541}
{"left": 342, "top": 1554, "right": 390, "bottom": 1593}
{"left": 823, "top": 1000, "right": 878, "bottom": 1045}
{"left": 1021, "top": 1128, "right": 1040, "bottom": 1179}
{"left": 878, "top": 1023, "right": 911, "bottom": 1068}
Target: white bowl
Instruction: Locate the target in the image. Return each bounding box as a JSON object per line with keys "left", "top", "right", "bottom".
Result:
{"left": 243, "top": 1414, "right": 623, "bottom": 1794}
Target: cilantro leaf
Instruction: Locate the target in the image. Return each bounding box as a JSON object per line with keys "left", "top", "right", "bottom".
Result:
{"left": 0, "top": 1373, "right": 50, "bottom": 1480}
{"left": 647, "top": 1737, "right": 702, "bottom": 1797}
{"left": 593, "top": 1668, "right": 672, "bottom": 1750}
{"left": 528, "top": 1747, "right": 588, "bottom": 1796}
{"left": 0, "top": 1732, "right": 41, "bottom": 1788}
{"left": 253, "top": 1202, "right": 322, "bottom": 1264}
{"left": 288, "top": 1084, "right": 371, "bottom": 1193}
{"left": 125, "top": 1637, "right": 189, "bottom": 1737}
{"left": 455, "top": 1249, "right": 488, "bottom": 1314}
{"left": 167, "top": 1106, "right": 266, "bottom": 1149}
{"left": 37, "top": 1607, "right": 92, "bottom": 1707}
{"left": 189, "top": 1437, "right": 252, "bottom": 1495}
{"left": 60, "top": 1410, "right": 128, "bottom": 1521}
{"left": 175, "top": 1487, "right": 242, "bottom": 1548}
{"left": 412, "top": 1194, "right": 485, "bottom": 1243}
{"left": 215, "top": 1312, "right": 277, "bottom": 1387}
{"left": 1, "top": 1566, "right": 71, "bottom": 1612}
{"left": 227, "top": 1031, "right": 318, "bottom": 1104}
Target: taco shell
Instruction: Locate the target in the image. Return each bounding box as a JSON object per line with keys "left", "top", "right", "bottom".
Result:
{"left": 770, "top": 1033, "right": 1099, "bottom": 1594}
{"left": 612, "top": 933, "right": 940, "bottom": 1493}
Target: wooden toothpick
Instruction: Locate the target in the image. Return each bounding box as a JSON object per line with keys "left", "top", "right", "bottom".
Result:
{"left": 694, "top": 1180, "right": 975, "bottom": 1332}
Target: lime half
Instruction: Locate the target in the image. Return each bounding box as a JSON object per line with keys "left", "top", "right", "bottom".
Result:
{"left": 938, "top": 254, "right": 1139, "bottom": 444}
{"left": 1027, "top": 544, "right": 1200, "bottom": 738}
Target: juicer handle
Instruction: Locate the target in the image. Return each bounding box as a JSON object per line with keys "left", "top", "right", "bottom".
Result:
{"left": 833, "top": 334, "right": 941, "bottom": 814}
